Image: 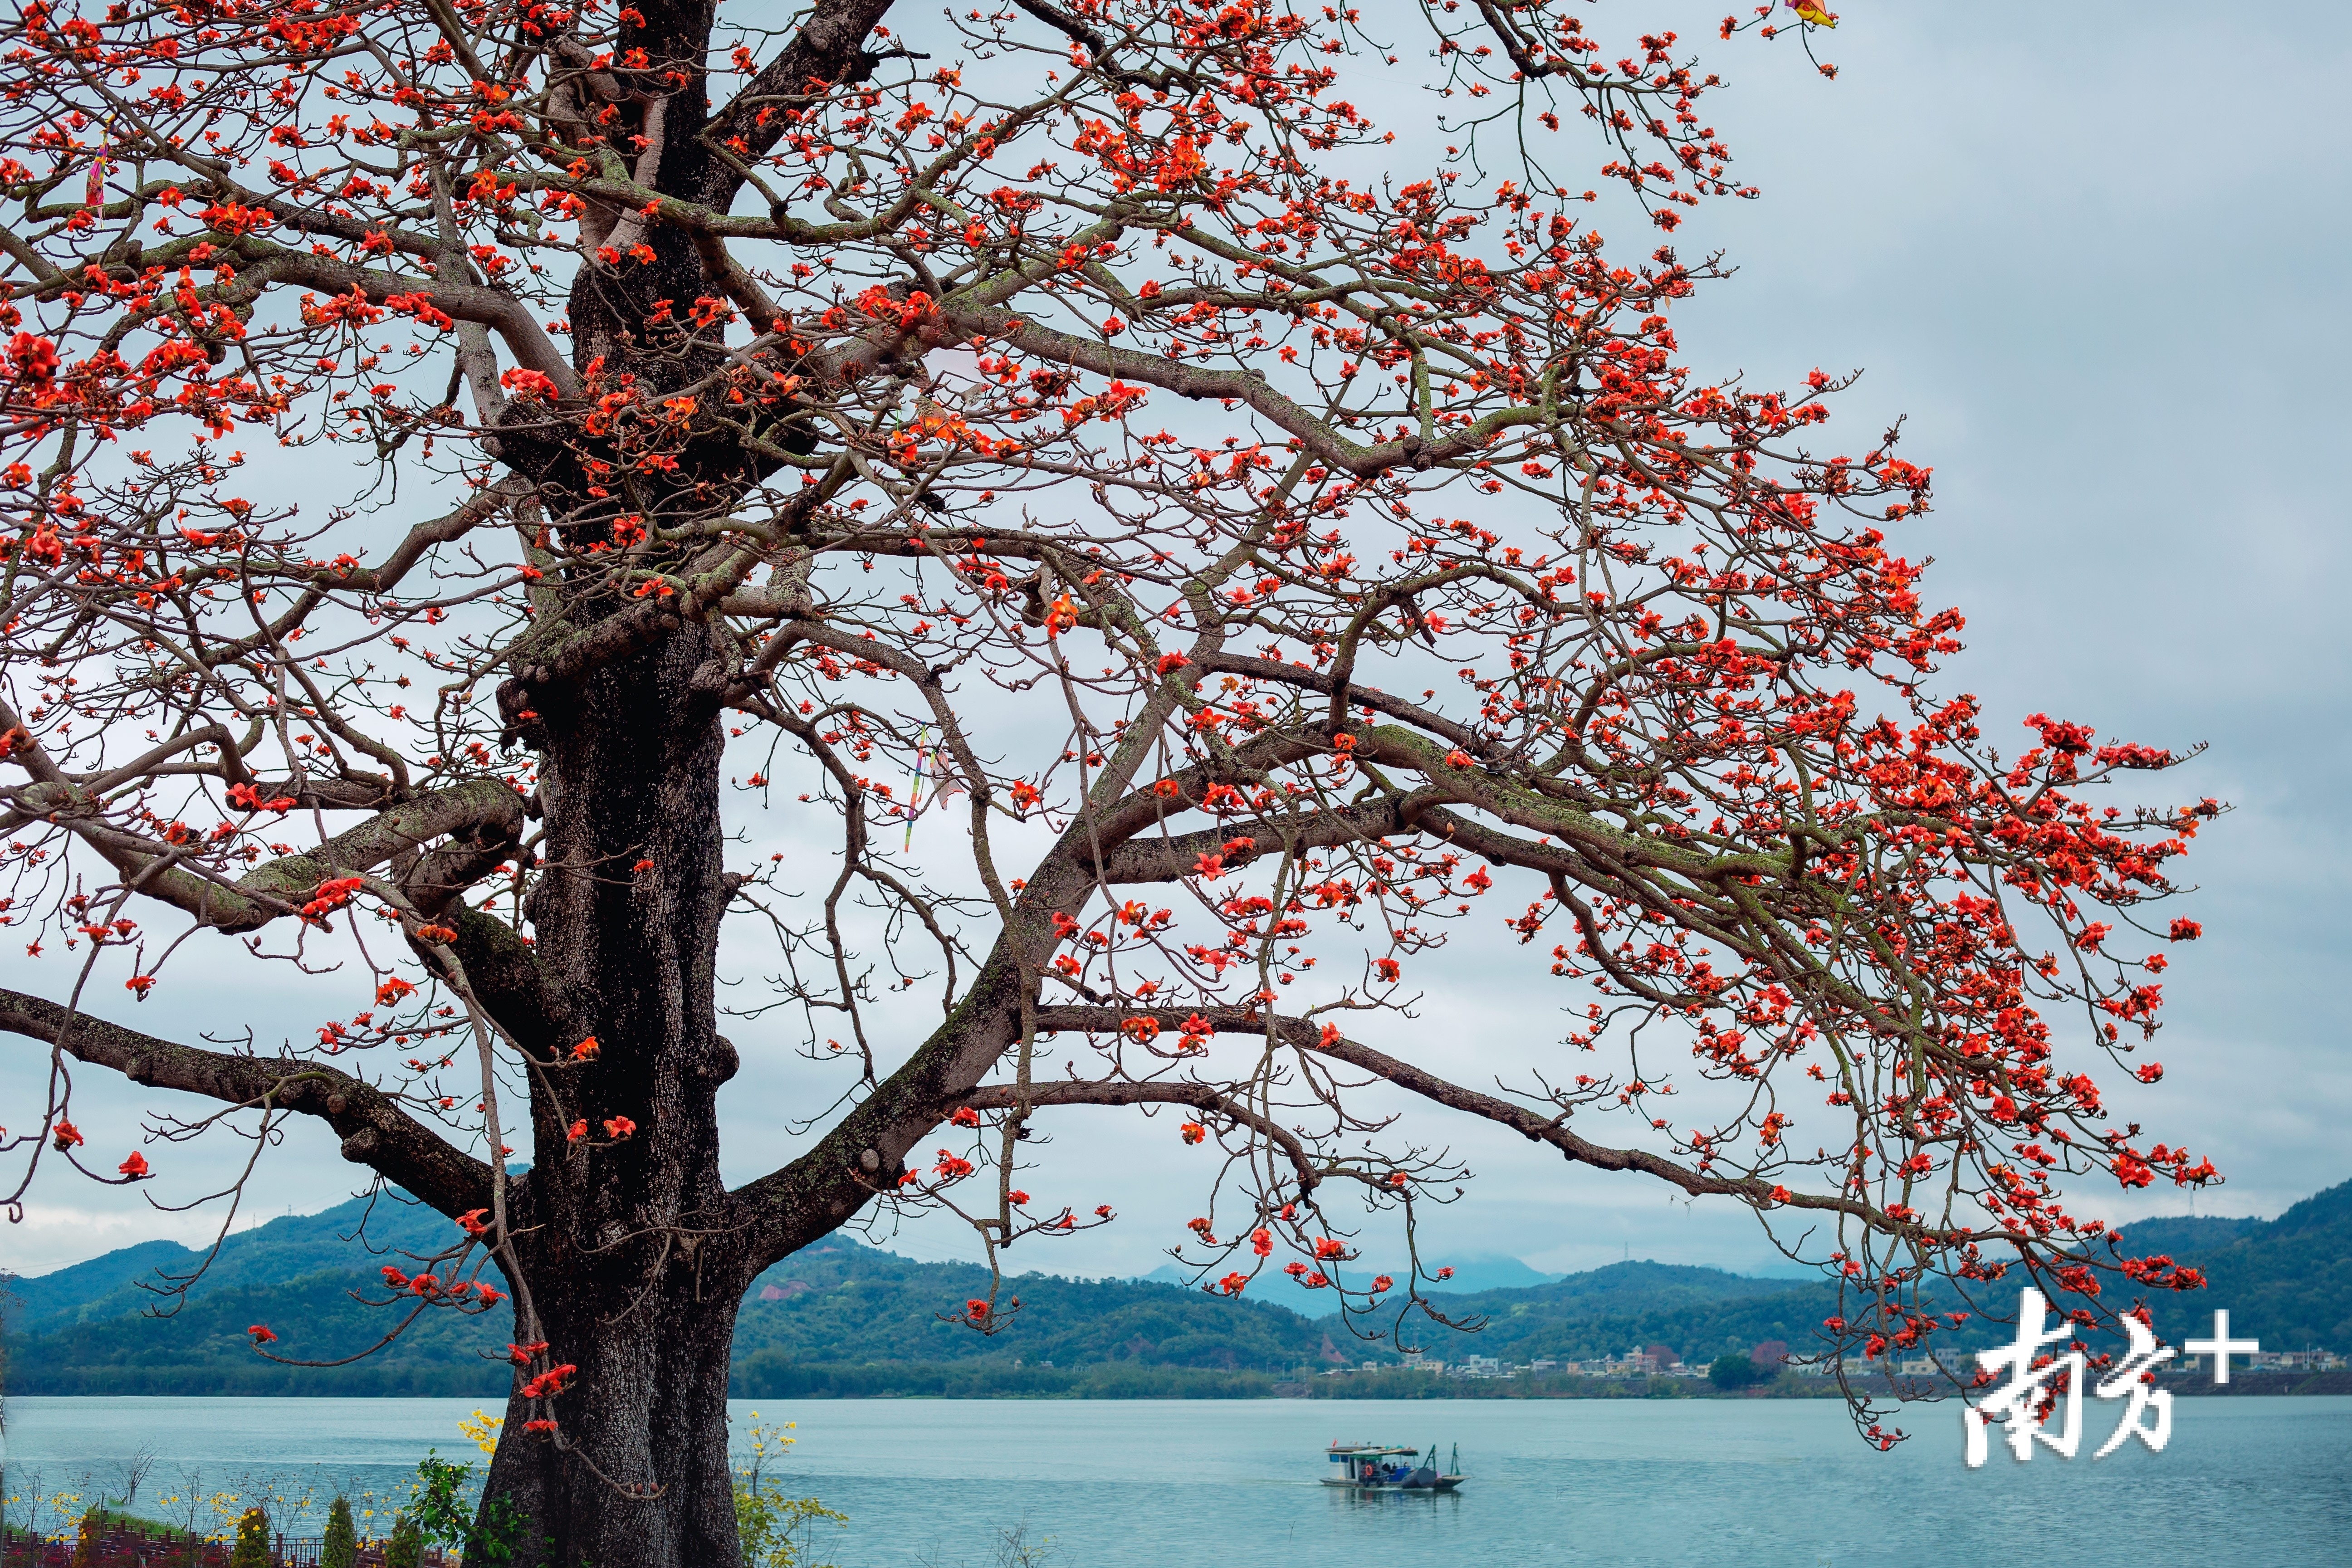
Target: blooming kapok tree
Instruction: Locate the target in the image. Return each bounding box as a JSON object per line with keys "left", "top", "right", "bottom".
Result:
{"left": 0, "top": 0, "right": 2218, "bottom": 1558}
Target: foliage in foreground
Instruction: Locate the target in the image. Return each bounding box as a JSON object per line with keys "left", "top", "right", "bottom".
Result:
{"left": 732, "top": 1418, "right": 846, "bottom": 1568}
{"left": 323, "top": 1495, "right": 359, "bottom": 1568}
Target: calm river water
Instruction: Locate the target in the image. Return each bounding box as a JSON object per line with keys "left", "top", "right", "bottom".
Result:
{"left": 5, "top": 1395, "right": 2349, "bottom": 1566}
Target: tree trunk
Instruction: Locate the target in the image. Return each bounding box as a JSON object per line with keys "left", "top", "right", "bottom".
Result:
{"left": 480, "top": 1246, "right": 748, "bottom": 1568}
{"left": 482, "top": 626, "right": 753, "bottom": 1567}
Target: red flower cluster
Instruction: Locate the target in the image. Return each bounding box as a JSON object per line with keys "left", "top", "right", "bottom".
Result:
{"left": 520, "top": 1363, "right": 578, "bottom": 1399}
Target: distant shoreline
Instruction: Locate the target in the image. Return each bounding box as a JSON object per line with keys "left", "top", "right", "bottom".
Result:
{"left": 10, "top": 1366, "right": 2347, "bottom": 1401}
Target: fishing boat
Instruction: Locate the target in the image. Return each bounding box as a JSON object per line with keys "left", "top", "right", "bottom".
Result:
{"left": 1323, "top": 1441, "right": 1467, "bottom": 1492}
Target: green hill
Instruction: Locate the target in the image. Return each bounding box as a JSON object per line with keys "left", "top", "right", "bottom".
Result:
{"left": 733, "top": 1238, "right": 1335, "bottom": 1373}
{"left": 2126, "top": 1181, "right": 2352, "bottom": 1353}
{"left": 8, "top": 1176, "right": 2345, "bottom": 1396}
{"left": 9, "top": 1265, "right": 517, "bottom": 1396}
{"left": 1371, "top": 1260, "right": 1834, "bottom": 1368}
{"left": 1, "top": 1190, "right": 516, "bottom": 1395}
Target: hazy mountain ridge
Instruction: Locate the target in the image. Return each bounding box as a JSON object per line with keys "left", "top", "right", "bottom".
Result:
{"left": 2130, "top": 1180, "right": 2352, "bottom": 1352}
{"left": 1140, "top": 1252, "right": 1562, "bottom": 1295}
{"left": 3, "top": 1189, "right": 469, "bottom": 1331}
{"left": 7, "top": 1178, "right": 2345, "bottom": 1395}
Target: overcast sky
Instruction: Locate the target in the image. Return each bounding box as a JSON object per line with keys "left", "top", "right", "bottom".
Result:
{"left": 5, "top": 2, "right": 2347, "bottom": 1290}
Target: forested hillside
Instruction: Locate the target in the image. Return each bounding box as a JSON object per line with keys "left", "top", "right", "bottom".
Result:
{"left": 2128, "top": 1182, "right": 2352, "bottom": 1353}
{"left": 8, "top": 1178, "right": 2345, "bottom": 1396}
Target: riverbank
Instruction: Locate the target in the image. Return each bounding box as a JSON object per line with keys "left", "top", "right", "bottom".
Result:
{"left": 726, "top": 1360, "right": 2352, "bottom": 1401}
{"left": 20, "top": 1358, "right": 2344, "bottom": 1402}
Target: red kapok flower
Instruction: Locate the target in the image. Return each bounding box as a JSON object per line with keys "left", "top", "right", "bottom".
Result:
{"left": 249, "top": 1324, "right": 277, "bottom": 1343}
{"left": 7, "top": 331, "right": 59, "bottom": 386}
{"left": 118, "top": 1150, "right": 150, "bottom": 1179}
{"left": 602, "top": 1116, "right": 637, "bottom": 1139}
{"left": 52, "top": 1120, "right": 83, "bottom": 1152}
{"left": 520, "top": 1363, "right": 577, "bottom": 1399}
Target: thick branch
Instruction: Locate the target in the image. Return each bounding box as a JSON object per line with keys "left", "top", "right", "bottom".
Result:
{"left": 436, "top": 904, "right": 586, "bottom": 1060}
{"left": 940, "top": 301, "right": 1541, "bottom": 479}
{"left": 0, "top": 989, "right": 493, "bottom": 1218}
{"left": 697, "top": 0, "right": 903, "bottom": 210}
{"left": 6, "top": 778, "right": 525, "bottom": 934}
{"left": 1094, "top": 795, "right": 1413, "bottom": 883}
{"left": 963, "top": 1076, "right": 1320, "bottom": 1198}
{"left": 239, "top": 245, "right": 579, "bottom": 397}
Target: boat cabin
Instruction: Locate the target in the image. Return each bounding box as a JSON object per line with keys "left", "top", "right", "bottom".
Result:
{"left": 1327, "top": 1443, "right": 1425, "bottom": 1485}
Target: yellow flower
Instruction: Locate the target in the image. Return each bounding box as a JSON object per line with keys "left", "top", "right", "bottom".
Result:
{"left": 460, "top": 1409, "right": 506, "bottom": 1455}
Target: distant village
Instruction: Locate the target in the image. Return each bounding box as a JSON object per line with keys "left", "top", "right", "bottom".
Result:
{"left": 1315, "top": 1341, "right": 2347, "bottom": 1382}
{"left": 1347, "top": 1339, "right": 1825, "bottom": 1381}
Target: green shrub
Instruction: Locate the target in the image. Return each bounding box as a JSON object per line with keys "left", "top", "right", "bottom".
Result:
{"left": 385, "top": 1513, "right": 423, "bottom": 1568}
{"left": 229, "top": 1506, "right": 269, "bottom": 1568}
{"left": 412, "top": 1451, "right": 538, "bottom": 1565}
{"left": 322, "top": 1496, "right": 358, "bottom": 1568}
{"left": 734, "top": 1481, "right": 846, "bottom": 1568}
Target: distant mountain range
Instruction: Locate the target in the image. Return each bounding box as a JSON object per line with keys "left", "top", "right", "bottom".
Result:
{"left": 5, "top": 1177, "right": 2345, "bottom": 1397}
{"left": 1139, "top": 1252, "right": 1564, "bottom": 1295}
